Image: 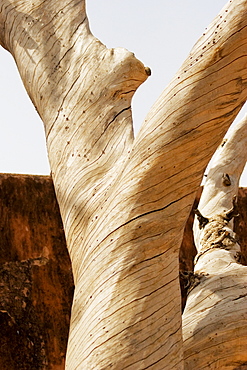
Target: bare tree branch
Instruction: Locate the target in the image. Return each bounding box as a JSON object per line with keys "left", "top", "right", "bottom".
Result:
{"left": 183, "top": 115, "right": 247, "bottom": 369}
{"left": 1, "top": 0, "right": 247, "bottom": 368}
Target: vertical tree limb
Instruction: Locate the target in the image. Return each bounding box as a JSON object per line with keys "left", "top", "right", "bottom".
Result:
{"left": 1, "top": 0, "right": 247, "bottom": 369}
{"left": 183, "top": 115, "right": 247, "bottom": 369}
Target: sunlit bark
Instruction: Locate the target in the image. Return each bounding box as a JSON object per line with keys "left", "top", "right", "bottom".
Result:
{"left": 183, "top": 116, "right": 247, "bottom": 369}
{"left": 1, "top": 0, "right": 247, "bottom": 368}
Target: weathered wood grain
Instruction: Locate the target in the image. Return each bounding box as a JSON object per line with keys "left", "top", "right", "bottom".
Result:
{"left": 183, "top": 116, "right": 247, "bottom": 369}
{"left": 1, "top": 0, "right": 247, "bottom": 368}
{"left": 0, "top": 174, "right": 247, "bottom": 368}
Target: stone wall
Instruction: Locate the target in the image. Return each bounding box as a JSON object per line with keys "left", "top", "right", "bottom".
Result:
{"left": 0, "top": 174, "right": 73, "bottom": 370}
{"left": 0, "top": 174, "right": 246, "bottom": 369}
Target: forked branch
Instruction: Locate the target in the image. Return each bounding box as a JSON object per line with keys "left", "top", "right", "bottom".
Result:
{"left": 1, "top": 1, "right": 247, "bottom": 369}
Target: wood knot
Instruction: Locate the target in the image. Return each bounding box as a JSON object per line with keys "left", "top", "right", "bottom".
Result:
{"left": 222, "top": 173, "right": 231, "bottom": 186}
{"left": 145, "top": 66, "right": 152, "bottom": 76}
{"left": 180, "top": 271, "right": 206, "bottom": 294}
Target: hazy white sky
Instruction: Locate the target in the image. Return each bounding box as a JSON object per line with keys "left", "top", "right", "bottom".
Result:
{"left": 1, "top": 1, "right": 247, "bottom": 182}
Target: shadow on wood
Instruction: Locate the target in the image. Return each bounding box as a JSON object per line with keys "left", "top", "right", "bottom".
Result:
{"left": 0, "top": 174, "right": 246, "bottom": 369}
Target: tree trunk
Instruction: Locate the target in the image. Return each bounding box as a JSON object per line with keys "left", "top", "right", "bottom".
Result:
{"left": 1, "top": 0, "right": 247, "bottom": 368}
{"left": 1, "top": 173, "right": 247, "bottom": 369}
{"left": 183, "top": 116, "right": 247, "bottom": 369}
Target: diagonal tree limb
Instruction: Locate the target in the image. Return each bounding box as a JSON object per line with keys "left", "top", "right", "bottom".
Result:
{"left": 1, "top": 0, "right": 247, "bottom": 369}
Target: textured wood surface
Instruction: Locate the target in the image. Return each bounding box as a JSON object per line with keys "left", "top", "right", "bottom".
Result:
{"left": 1, "top": 1, "right": 247, "bottom": 368}
{"left": 0, "top": 173, "right": 246, "bottom": 369}
{"left": 183, "top": 117, "right": 247, "bottom": 369}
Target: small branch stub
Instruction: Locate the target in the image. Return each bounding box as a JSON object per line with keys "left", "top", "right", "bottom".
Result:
{"left": 222, "top": 173, "right": 231, "bottom": 186}
{"left": 194, "top": 209, "right": 209, "bottom": 229}
{"left": 145, "top": 66, "right": 152, "bottom": 76}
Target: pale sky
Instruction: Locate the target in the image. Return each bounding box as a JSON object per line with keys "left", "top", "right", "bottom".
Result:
{"left": 1, "top": 1, "right": 247, "bottom": 182}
